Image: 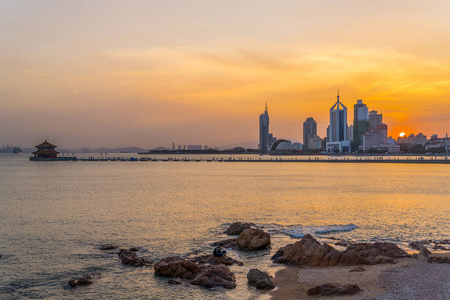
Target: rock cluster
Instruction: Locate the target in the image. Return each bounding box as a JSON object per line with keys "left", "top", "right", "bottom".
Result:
{"left": 272, "top": 234, "right": 363, "bottom": 266}
{"left": 224, "top": 222, "right": 255, "bottom": 235}
{"left": 272, "top": 234, "right": 409, "bottom": 266}
{"left": 307, "top": 283, "right": 362, "bottom": 296}
{"left": 154, "top": 256, "right": 236, "bottom": 289}
{"left": 118, "top": 249, "right": 153, "bottom": 267}
{"left": 68, "top": 272, "right": 100, "bottom": 287}
{"left": 237, "top": 229, "right": 271, "bottom": 251}
{"left": 247, "top": 269, "right": 275, "bottom": 290}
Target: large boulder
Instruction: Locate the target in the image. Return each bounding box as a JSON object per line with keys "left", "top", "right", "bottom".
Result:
{"left": 118, "top": 249, "right": 152, "bottom": 267}
{"left": 247, "top": 269, "right": 275, "bottom": 290}
{"left": 237, "top": 229, "right": 271, "bottom": 251}
{"left": 343, "top": 242, "right": 410, "bottom": 264}
{"left": 154, "top": 256, "right": 201, "bottom": 279}
{"left": 190, "top": 264, "right": 236, "bottom": 289}
{"left": 307, "top": 283, "right": 362, "bottom": 296}
{"left": 272, "top": 234, "right": 363, "bottom": 266}
{"left": 224, "top": 222, "right": 254, "bottom": 235}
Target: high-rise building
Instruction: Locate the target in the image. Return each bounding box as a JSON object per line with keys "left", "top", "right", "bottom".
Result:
{"left": 326, "top": 91, "right": 351, "bottom": 152}
{"left": 303, "top": 117, "right": 317, "bottom": 150}
{"left": 259, "top": 103, "right": 270, "bottom": 152}
{"left": 369, "top": 110, "right": 383, "bottom": 129}
{"left": 353, "top": 99, "right": 370, "bottom": 151}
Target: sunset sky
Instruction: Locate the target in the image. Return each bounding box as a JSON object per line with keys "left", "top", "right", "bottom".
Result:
{"left": 1, "top": 0, "right": 449, "bottom": 149}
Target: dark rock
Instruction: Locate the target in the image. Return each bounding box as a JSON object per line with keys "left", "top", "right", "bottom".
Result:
{"left": 349, "top": 266, "right": 366, "bottom": 272}
{"left": 432, "top": 244, "right": 449, "bottom": 251}
{"left": 427, "top": 255, "right": 450, "bottom": 264}
{"left": 364, "top": 256, "right": 395, "bottom": 265}
{"left": 343, "top": 242, "right": 410, "bottom": 264}
{"left": 155, "top": 256, "right": 237, "bottom": 289}
{"left": 212, "top": 238, "right": 238, "bottom": 249}
{"left": 190, "top": 264, "right": 236, "bottom": 289}
{"left": 307, "top": 283, "right": 362, "bottom": 296}
{"left": 68, "top": 272, "right": 100, "bottom": 287}
{"left": 154, "top": 256, "right": 201, "bottom": 279}
{"left": 272, "top": 234, "right": 363, "bottom": 266}
{"left": 168, "top": 278, "right": 183, "bottom": 285}
{"left": 409, "top": 241, "right": 425, "bottom": 251}
{"left": 335, "top": 241, "right": 351, "bottom": 247}
{"left": 247, "top": 269, "right": 276, "bottom": 290}
{"left": 224, "top": 222, "right": 255, "bottom": 235}
{"left": 129, "top": 247, "right": 139, "bottom": 252}
{"left": 118, "top": 249, "right": 152, "bottom": 267}
{"left": 237, "top": 229, "right": 271, "bottom": 251}
{"left": 420, "top": 247, "right": 431, "bottom": 257}
{"left": 191, "top": 254, "right": 244, "bottom": 266}
{"left": 99, "top": 244, "right": 117, "bottom": 250}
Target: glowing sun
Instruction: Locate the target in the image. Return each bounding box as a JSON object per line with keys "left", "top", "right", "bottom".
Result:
{"left": 399, "top": 132, "right": 406, "bottom": 137}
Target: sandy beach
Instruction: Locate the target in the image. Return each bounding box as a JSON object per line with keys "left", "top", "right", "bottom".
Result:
{"left": 268, "top": 253, "right": 450, "bottom": 300}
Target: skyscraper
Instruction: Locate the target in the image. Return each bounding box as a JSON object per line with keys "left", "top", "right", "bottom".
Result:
{"left": 259, "top": 103, "right": 269, "bottom": 153}
{"left": 303, "top": 117, "right": 317, "bottom": 150}
{"left": 326, "top": 91, "right": 351, "bottom": 152}
{"left": 369, "top": 110, "right": 383, "bottom": 129}
{"left": 353, "top": 99, "right": 370, "bottom": 151}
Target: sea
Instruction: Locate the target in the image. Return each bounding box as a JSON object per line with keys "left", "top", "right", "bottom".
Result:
{"left": 0, "top": 153, "right": 449, "bottom": 299}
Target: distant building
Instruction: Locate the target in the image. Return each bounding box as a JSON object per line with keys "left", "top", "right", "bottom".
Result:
{"left": 369, "top": 110, "right": 383, "bottom": 129}
{"left": 347, "top": 125, "right": 354, "bottom": 142}
{"left": 308, "top": 135, "right": 324, "bottom": 150}
{"left": 31, "top": 140, "right": 59, "bottom": 160}
{"left": 361, "top": 124, "right": 388, "bottom": 151}
{"left": 397, "top": 133, "right": 427, "bottom": 146}
{"left": 353, "top": 100, "right": 370, "bottom": 150}
{"left": 326, "top": 91, "right": 351, "bottom": 153}
{"left": 270, "top": 139, "right": 293, "bottom": 152}
{"left": 187, "top": 145, "right": 203, "bottom": 150}
{"left": 259, "top": 103, "right": 270, "bottom": 153}
{"left": 172, "top": 143, "right": 175, "bottom": 150}
{"left": 303, "top": 117, "right": 317, "bottom": 150}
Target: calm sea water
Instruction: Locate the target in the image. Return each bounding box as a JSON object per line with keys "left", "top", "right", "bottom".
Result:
{"left": 0, "top": 153, "right": 449, "bottom": 299}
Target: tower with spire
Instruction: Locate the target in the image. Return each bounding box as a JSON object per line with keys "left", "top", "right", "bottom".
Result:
{"left": 326, "top": 90, "right": 351, "bottom": 152}
{"left": 259, "top": 103, "right": 270, "bottom": 153}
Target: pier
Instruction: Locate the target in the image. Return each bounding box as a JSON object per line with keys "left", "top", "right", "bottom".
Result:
{"left": 37, "top": 155, "right": 450, "bottom": 164}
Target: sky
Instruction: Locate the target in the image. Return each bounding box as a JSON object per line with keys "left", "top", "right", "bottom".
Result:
{"left": 1, "top": 0, "right": 449, "bottom": 149}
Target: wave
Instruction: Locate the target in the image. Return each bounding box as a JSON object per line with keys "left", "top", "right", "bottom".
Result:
{"left": 280, "top": 223, "right": 358, "bottom": 238}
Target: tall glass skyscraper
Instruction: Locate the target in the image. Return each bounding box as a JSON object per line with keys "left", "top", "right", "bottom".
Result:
{"left": 259, "top": 103, "right": 269, "bottom": 153}
{"left": 326, "top": 91, "right": 351, "bottom": 152}
{"left": 353, "top": 99, "right": 370, "bottom": 151}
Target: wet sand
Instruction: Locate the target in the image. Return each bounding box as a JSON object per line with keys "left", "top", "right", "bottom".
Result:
{"left": 268, "top": 253, "right": 450, "bottom": 300}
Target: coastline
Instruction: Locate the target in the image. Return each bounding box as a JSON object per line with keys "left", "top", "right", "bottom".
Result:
{"left": 268, "top": 253, "right": 450, "bottom": 300}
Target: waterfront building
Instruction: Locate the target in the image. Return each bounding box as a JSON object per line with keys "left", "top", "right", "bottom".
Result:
{"left": 369, "top": 110, "right": 383, "bottom": 129}
{"left": 308, "top": 135, "right": 324, "bottom": 150}
{"left": 32, "top": 140, "right": 59, "bottom": 159}
{"left": 326, "top": 91, "right": 351, "bottom": 153}
{"left": 361, "top": 124, "right": 388, "bottom": 151}
{"left": 259, "top": 103, "right": 270, "bottom": 153}
{"left": 353, "top": 100, "right": 370, "bottom": 151}
{"left": 303, "top": 117, "right": 317, "bottom": 150}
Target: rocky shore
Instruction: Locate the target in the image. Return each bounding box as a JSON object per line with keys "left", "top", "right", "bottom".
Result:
{"left": 268, "top": 236, "right": 450, "bottom": 300}
{"left": 69, "top": 222, "right": 448, "bottom": 299}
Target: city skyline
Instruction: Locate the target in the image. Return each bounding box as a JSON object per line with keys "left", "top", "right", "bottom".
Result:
{"left": 1, "top": 1, "right": 449, "bottom": 148}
